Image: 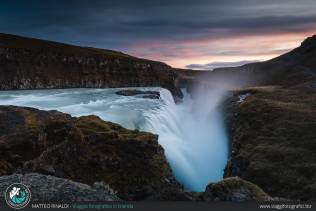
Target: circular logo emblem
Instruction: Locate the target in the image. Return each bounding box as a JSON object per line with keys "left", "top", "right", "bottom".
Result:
{"left": 5, "top": 183, "right": 31, "bottom": 209}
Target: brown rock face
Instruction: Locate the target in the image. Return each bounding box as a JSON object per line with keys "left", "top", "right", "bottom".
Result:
{"left": 224, "top": 85, "right": 316, "bottom": 201}
{"left": 0, "top": 106, "right": 186, "bottom": 200}
{"left": 0, "top": 33, "right": 182, "bottom": 98}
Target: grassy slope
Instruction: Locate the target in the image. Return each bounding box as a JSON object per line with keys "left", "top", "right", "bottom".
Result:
{"left": 0, "top": 33, "right": 133, "bottom": 59}
{"left": 225, "top": 82, "right": 316, "bottom": 200}
{"left": 219, "top": 35, "right": 316, "bottom": 200}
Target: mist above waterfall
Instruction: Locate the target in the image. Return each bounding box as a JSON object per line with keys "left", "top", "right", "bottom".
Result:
{"left": 0, "top": 86, "right": 230, "bottom": 192}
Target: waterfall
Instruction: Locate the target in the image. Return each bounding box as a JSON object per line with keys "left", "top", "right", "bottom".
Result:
{"left": 141, "top": 88, "right": 229, "bottom": 192}
{"left": 0, "top": 87, "right": 229, "bottom": 192}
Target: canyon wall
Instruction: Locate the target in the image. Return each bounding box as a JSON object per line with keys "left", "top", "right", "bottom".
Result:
{"left": 0, "top": 33, "right": 182, "bottom": 98}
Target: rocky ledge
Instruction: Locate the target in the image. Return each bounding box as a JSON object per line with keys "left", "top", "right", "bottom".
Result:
{"left": 0, "top": 105, "right": 186, "bottom": 200}
{"left": 115, "top": 89, "right": 160, "bottom": 99}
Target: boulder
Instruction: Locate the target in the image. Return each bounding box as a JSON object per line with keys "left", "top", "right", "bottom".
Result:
{"left": 0, "top": 173, "right": 119, "bottom": 202}
{"left": 201, "top": 177, "right": 272, "bottom": 202}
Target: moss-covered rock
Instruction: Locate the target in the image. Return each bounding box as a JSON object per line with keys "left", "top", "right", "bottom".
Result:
{"left": 0, "top": 106, "right": 186, "bottom": 200}
{"left": 225, "top": 84, "right": 316, "bottom": 200}
{"left": 202, "top": 177, "right": 272, "bottom": 201}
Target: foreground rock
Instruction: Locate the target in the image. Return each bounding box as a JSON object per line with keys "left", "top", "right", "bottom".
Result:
{"left": 0, "top": 33, "right": 182, "bottom": 99}
{"left": 200, "top": 177, "right": 272, "bottom": 202}
{"left": 0, "top": 105, "right": 283, "bottom": 202}
{"left": 0, "top": 173, "right": 119, "bottom": 202}
{"left": 0, "top": 106, "right": 186, "bottom": 200}
{"left": 224, "top": 85, "right": 316, "bottom": 200}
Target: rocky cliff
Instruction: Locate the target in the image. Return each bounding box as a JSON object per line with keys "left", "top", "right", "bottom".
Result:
{"left": 220, "top": 36, "right": 316, "bottom": 201}
{"left": 224, "top": 85, "right": 316, "bottom": 201}
{"left": 0, "top": 105, "right": 273, "bottom": 202}
{"left": 0, "top": 105, "right": 187, "bottom": 200}
{"left": 0, "top": 33, "right": 182, "bottom": 99}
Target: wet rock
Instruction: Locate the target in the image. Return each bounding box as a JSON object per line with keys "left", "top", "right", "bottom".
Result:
{"left": 142, "top": 94, "right": 160, "bottom": 99}
{"left": 115, "top": 89, "right": 160, "bottom": 99}
{"left": 0, "top": 105, "right": 186, "bottom": 200}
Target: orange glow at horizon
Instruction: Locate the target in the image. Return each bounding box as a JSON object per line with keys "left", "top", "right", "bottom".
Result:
{"left": 127, "top": 30, "right": 316, "bottom": 69}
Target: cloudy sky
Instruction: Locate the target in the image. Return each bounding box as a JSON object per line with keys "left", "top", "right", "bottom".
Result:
{"left": 1, "top": 0, "right": 316, "bottom": 69}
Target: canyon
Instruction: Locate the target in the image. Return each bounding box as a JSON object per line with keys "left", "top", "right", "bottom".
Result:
{"left": 0, "top": 33, "right": 315, "bottom": 201}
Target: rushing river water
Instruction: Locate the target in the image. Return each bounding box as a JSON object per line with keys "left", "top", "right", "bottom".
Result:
{"left": 0, "top": 87, "right": 228, "bottom": 191}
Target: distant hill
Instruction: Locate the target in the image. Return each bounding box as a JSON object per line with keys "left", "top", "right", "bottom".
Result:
{"left": 0, "top": 33, "right": 182, "bottom": 98}
{"left": 1, "top": 32, "right": 316, "bottom": 98}
{"left": 175, "top": 35, "right": 316, "bottom": 89}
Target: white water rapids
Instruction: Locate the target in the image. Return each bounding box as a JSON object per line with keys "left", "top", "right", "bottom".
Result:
{"left": 0, "top": 87, "right": 228, "bottom": 191}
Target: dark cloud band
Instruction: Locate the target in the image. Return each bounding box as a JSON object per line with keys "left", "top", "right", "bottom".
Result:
{"left": 0, "top": 0, "right": 315, "bottom": 67}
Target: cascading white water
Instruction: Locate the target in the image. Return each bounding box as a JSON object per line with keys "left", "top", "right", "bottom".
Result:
{"left": 140, "top": 88, "right": 229, "bottom": 191}
{"left": 0, "top": 87, "right": 228, "bottom": 192}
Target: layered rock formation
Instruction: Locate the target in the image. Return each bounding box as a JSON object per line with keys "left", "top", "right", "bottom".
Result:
{"left": 0, "top": 33, "right": 182, "bottom": 99}
{"left": 0, "top": 106, "right": 186, "bottom": 200}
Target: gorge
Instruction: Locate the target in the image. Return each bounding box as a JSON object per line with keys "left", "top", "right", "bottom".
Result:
{"left": 0, "top": 33, "right": 316, "bottom": 201}
{"left": 0, "top": 87, "right": 229, "bottom": 192}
